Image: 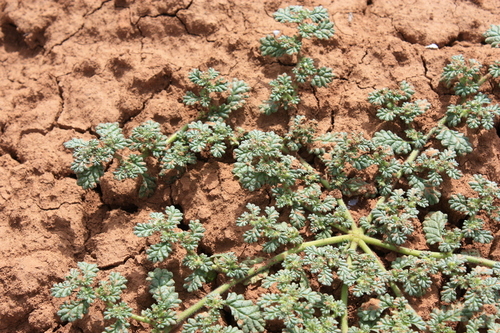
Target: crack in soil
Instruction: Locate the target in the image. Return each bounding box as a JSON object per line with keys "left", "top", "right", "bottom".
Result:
{"left": 46, "top": 1, "right": 113, "bottom": 54}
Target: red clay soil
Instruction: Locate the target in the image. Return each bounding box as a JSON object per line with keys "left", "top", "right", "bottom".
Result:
{"left": 1, "top": 0, "right": 500, "bottom": 332}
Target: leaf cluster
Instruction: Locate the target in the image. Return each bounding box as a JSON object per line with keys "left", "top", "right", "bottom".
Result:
{"left": 259, "top": 6, "right": 334, "bottom": 114}
{"left": 64, "top": 69, "right": 249, "bottom": 197}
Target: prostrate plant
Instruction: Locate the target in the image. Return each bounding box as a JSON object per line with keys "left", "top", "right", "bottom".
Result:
{"left": 53, "top": 7, "right": 500, "bottom": 333}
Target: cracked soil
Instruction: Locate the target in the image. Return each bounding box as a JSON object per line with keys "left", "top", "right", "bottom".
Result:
{"left": 1, "top": 0, "right": 500, "bottom": 332}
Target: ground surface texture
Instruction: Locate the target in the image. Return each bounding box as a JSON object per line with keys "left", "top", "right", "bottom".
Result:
{"left": 1, "top": 0, "right": 500, "bottom": 332}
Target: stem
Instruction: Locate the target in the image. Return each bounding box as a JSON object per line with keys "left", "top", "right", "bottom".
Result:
{"left": 164, "top": 234, "right": 354, "bottom": 332}
{"left": 340, "top": 284, "right": 349, "bottom": 333}
{"left": 477, "top": 73, "right": 493, "bottom": 90}
{"left": 166, "top": 123, "right": 189, "bottom": 145}
{"left": 138, "top": 229, "right": 499, "bottom": 331}
{"left": 157, "top": 94, "right": 495, "bottom": 330}
{"left": 340, "top": 239, "right": 359, "bottom": 333}
{"left": 359, "top": 233, "right": 499, "bottom": 267}
{"left": 131, "top": 313, "right": 151, "bottom": 324}
{"left": 357, "top": 239, "right": 424, "bottom": 321}
{"left": 356, "top": 240, "right": 402, "bottom": 295}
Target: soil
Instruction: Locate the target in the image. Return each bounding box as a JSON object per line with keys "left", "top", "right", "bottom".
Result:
{"left": 1, "top": 0, "right": 500, "bottom": 332}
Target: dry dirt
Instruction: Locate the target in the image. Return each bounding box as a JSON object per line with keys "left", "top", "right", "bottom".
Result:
{"left": 1, "top": 0, "right": 500, "bottom": 332}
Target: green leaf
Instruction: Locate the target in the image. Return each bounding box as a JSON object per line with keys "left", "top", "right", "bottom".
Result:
{"left": 310, "top": 6, "right": 329, "bottom": 22}
{"left": 489, "top": 61, "right": 500, "bottom": 77}
{"left": 147, "top": 242, "right": 172, "bottom": 263}
{"left": 139, "top": 173, "right": 157, "bottom": 198}
{"left": 274, "top": 6, "right": 306, "bottom": 23}
{"left": 148, "top": 268, "right": 174, "bottom": 293}
{"left": 225, "top": 293, "right": 265, "bottom": 333}
{"left": 311, "top": 67, "right": 334, "bottom": 87}
{"left": 103, "top": 301, "right": 132, "bottom": 333}
{"left": 260, "top": 74, "right": 300, "bottom": 114}
{"left": 423, "top": 212, "right": 461, "bottom": 252}
{"left": 260, "top": 35, "right": 302, "bottom": 57}
{"left": 58, "top": 300, "right": 91, "bottom": 322}
{"left": 51, "top": 281, "right": 74, "bottom": 298}
{"left": 313, "top": 20, "right": 335, "bottom": 39}
{"left": 441, "top": 55, "right": 482, "bottom": 97}
{"left": 436, "top": 128, "right": 472, "bottom": 155}
{"left": 96, "top": 123, "right": 128, "bottom": 151}
{"left": 113, "top": 154, "right": 147, "bottom": 181}
{"left": 97, "top": 272, "right": 127, "bottom": 303}
{"left": 484, "top": 25, "right": 500, "bottom": 47}
{"left": 183, "top": 269, "right": 213, "bottom": 292}
{"left": 76, "top": 163, "right": 105, "bottom": 189}
{"left": 373, "top": 130, "right": 411, "bottom": 154}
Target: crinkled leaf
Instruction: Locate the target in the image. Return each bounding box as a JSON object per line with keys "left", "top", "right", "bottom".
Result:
{"left": 373, "top": 130, "right": 411, "bottom": 154}
{"left": 436, "top": 128, "right": 472, "bottom": 155}
{"left": 146, "top": 242, "right": 172, "bottom": 262}
{"left": 58, "top": 300, "right": 91, "bottom": 322}
{"left": 423, "top": 212, "right": 461, "bottom": 252}
{"left": 484, "top": 25, "right": 500, "bottom": 47}
{"left": 225, "top": 293, "right": 265, "bottom": 333}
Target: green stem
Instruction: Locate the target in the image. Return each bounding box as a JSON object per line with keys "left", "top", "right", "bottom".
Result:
{"left": 359, "top": 233, "right": 499, "bottom": 267}
{"left": 340, "top": 239, "right": 359, "bottom": 333}
{"left": 166, "top": 123, "right": 189, "bottom": 145}
{"left": 357, "top": 239, "right": 424, "bottom": 322}
{"left": 101, "top": 302, "right": 152, "bottom": 325}
{"left": 357, "top": 240, "right": 404, "bottom": 298}
{"left": 164, "top": 234, "right": 353, "bottom": 332}
{"left": 131, "top": 313, "right": 151, "bottom": 324}
{"left": 136, "top": 230, "right": 499, "bottom": 331}
{"left": 477, "top": 73, "right": 493, "bottom": 90}
{"left": 340, "top": 283, "right": 349, "bottom": 333}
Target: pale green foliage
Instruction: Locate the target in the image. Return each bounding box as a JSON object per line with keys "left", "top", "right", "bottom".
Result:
{"left": 284, "top": 115, "right": 317, "bottom": 151}
{"left": 436, "top": 128, "right": 473, "bottom": 155}
{"left": 423, "top": 211, "right": 462, "bottom": 252}
{"left": 490, "top": 61, "right": 500, "bottom": 77}
{"left": 162, "top": 119, "right": 234, "bottom": 170}
{"left": 236, "top": 203, "right": 303, "bottom": 252}
{"left": 142, "top": 269, "right": 182, "bottom": 330}
{"left": 274, "top": 6, "right": 333, "bottom": 39}
{"left": 365, "top": 189, "right": 422, "bottom": 245}
{"left": 260, "top": 74, "right": 300, "bottom": 115}
{"left": 233, "top": 130, "right": 301, "bottom": 191}
{"left": 293, "top": 57, "right": 334, "bottom": 87}
{"left": 51, "top": 263, "right": 132, "bottom": 333}
{"left": 423, "top": 181, "right": 496, "bottom": 250}
{"left": 260, "top": 6, "right": 333, "bottom": 58}
{"left": 484, "top": 24, "right": 500, "bottom": 47}
{"left": 64, "top": 123, "right": 127, "bottom": 189}
{"left": 184, "top": 68, "right": 250, "bottom": 120}
{"left": 391, "top": 255, "right": 437, "bottom": 296}
{"left": 446, "top": 93, "right": 500, "bottom": 130}
{"left": 441, "top": 55, "right": 482, "bottom": 96}
{"left": 373, "top": 130, "right": 411, "bottom": 154}
{"left": 55, "top": 11, "right": 500, "bottom": 333}
{"left": 225, "top": 293, "right": 266, "bottom": 333}
{"left": 368, "top": 81, "right": 429, "bottom": 124}
{"left": 259, "top": 6, "right": 334, "bottom": 114}
{"left": 341, "top": 253, "right": 390, "bottom": 297}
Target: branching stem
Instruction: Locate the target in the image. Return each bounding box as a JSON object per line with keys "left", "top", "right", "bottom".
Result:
{"left": 147, "top": 229, "right": 499, "bottom": 330}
